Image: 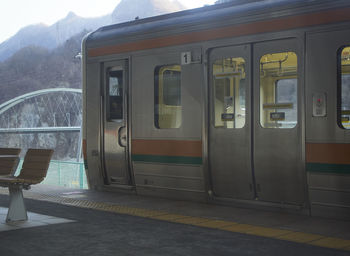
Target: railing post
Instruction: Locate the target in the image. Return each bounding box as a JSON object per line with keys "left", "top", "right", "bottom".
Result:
{"left": 58, "top": 161, "right": 61, "bottom": 186}
{"left": 79, "top": 163, "right": 84, "bottom": 189}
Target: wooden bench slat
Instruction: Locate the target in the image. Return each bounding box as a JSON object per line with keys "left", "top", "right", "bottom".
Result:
{"left": 21, "top": 168, "right": 50, "bottom": 175}
{"left": 0, "top": 148, "right": 21, "bottom": 155}
{"left": 22, "top": 156, "right": 53, "bottom": 162}
{"left": 24, "top": 150, "right": 53, "bottom": 156}
{"left": 0, "top": 156, "right": 19, "bottom": 176}
{"left": 0, "top": 171, "right": 15, "bottom": 175}
{"left": 0, "top": 160, "right": 18, "bottom": 167}
{"left": 22, "top": 162, "right": 50, "bottom": 168}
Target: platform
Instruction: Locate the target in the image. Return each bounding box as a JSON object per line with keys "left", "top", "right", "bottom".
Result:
{"left": 0, "top": 207, "right": 74, "bottom": 232}
{"left": 0, "top": 185, "right": 349, "bottom": 255}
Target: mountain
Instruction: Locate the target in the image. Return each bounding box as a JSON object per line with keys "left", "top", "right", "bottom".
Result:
{"left": 0, "top": 31, "right": 86, "bottom": 105}
{"left": 0, "top": 0, "right": 186, "bottom": 62}
{"left": 112, "top": 0, "right": 185, "bottom": 23}
{"left": 0, "top": 13, "right": 110, "bottom": 62}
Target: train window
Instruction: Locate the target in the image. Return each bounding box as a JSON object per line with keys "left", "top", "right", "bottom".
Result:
{"left": 154, "top": 65, "right": 182, "bottom": 129}
{"left": 276, "top": 79, "right": 297, "bottom": 127}
{"left": 107, "top": 68, "right": 123, "bottom": 120}
{"left": 260, "top": 52, "right": 298, "bottom": 128}
{"left": 212, "top": 57, "right": 246, "bottom": 128}
{"left": 339, "top": 47, "right": 350, "bottom": 129}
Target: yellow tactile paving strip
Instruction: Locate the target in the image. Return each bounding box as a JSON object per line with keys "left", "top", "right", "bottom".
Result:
{"left": 0, "top": 189, "right": 349, "bottom": 252}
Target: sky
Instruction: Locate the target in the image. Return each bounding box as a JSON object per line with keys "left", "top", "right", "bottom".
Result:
{"left": 0, "top": 0, "right": 216, "bottom": 44}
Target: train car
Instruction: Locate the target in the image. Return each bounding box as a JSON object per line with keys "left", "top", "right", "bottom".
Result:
{"left": 82, "top": 0, "right": 350, "bottom": 220}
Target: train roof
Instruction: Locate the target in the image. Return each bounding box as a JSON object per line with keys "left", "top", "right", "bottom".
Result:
{"left": 85, "top": 0, "right": 350, "bottom": 56}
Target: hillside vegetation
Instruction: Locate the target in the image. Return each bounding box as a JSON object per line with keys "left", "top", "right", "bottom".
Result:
{"left": 0, "top": 31, "right": 85, "bottom": 104}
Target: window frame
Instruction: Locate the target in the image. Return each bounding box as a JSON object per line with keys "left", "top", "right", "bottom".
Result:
{"left": 337, "top": 46, "right": 350, "bottom": 130}
{"left": 259, "top": 51, "right": 298, "bottom": 129}
{"left": 154, "top": 64, "right": 182, "bottom": 129}
{"left": 212, "top": 56, "right": 247, "bottom": 129}
{"left": 106, "top": 67, "right": 124, "bottom": 121}
{"left": 274, "top": 78, "right": 298, "bottom": 128}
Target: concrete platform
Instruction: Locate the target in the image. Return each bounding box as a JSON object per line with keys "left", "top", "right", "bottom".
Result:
{"left": 0, "top": 207, "right": 74, "bottom": 232}
{"left": 0, "top": 185, "right": 349, "bottom": 255}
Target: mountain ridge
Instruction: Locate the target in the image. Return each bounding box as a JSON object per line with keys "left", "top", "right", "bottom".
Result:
{"left": 0, "top": 13, "right": 110, "bottom": 61}
{"left": 0, "top": 0, "right": 186, "bottom": 61}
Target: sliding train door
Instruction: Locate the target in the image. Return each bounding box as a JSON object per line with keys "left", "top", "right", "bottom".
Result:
{"left": 253, "top": 39, "right": 305, "bottom": 204}
{"left": 101, "top": 60, "right": 131, "bottom": 185}
{"left": 209, "top": 45, "right": 254, "bottom": 200}
{"left": 209, "top": 38, "right": 305, "bottom": 205}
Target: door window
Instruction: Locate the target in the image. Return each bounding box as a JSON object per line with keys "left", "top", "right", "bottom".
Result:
{"left": 107, "top": 67, "right": 123, "bottom": 120}
{"left": 260, "top": 52, "right": 298, "bottom": 128}
{"left": 275, "top": 79, "right": 297, "bottom": 128}
{"left": 339, "top": 46, "right": 350, "bottom": 129}
{"left": 212, "top": 57, "right": 246, "bottom": 128}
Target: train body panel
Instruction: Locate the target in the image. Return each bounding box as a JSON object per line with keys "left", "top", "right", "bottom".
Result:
{"left": 305, "top": 27, "right": 350, "bottom": 219}
{"left": 130, "top": 48, "right": 205, "bottom": 200}
{"left": 82, "top": 0, "right": 350, "bottom": 219}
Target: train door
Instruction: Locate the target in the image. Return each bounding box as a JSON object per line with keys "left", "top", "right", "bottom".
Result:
{"left": 209, "top": 39, "right": 305, "bottom": 205}
{"left": 253, "top": 39, "right": 305, "bottom": 204}
{"left": 101, "top": 60, "right": 131, "bottom": 185}
{"left": 209, "top": 44, "right": 254, "bottom": 200}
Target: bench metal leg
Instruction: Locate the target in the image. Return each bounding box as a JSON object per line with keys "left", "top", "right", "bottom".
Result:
{"left": 6, "top": 185, "right": 28, "bottom": 223}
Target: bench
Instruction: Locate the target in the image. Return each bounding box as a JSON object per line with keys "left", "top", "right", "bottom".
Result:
{"left": 0, "top": 148, "right": 21, "bottom": 176}
{"left": 0, "top": 149, "right": 54, "bottom": 222}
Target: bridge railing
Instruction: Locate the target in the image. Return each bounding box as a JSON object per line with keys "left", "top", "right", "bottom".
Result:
{"left": 15, "top": 159, "right": 88, "bottom": 189}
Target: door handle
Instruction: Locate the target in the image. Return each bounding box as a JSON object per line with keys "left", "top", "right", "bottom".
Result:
{"left": 118, "top": 126, "right": 127, "bottom": 147}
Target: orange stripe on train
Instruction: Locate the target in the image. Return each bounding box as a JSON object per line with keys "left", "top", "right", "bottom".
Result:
{"left": 88, "top": 7, "right": 350, "bottom": 57}
{"left": 306, "top": 143, "right": 350, "bottom": 165}
{"left": 131, "top": 139, "right": 202, "bottom": 158}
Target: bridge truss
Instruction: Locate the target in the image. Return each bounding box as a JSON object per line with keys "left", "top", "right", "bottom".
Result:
{"left": 0, "top": 88, "right": 82, "bottom": 161}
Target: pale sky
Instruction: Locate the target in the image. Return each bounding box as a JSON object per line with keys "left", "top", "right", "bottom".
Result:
{"left": 0, "top": 0, "right": 216, "bottom": 44}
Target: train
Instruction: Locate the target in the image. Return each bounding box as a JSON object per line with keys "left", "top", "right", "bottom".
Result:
{"left": 82, "top": 0, "right": 350, "bottom": 220}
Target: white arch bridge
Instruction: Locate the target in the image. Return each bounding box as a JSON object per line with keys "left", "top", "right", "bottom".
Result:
{"left": 0, "top": 88, "right": 82, "bottom": 133}
{"left": 0, "top": 88, "right": 83, "bottom": 162}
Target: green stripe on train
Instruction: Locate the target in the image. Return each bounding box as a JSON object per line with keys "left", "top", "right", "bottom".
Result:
{"left": 306, "top": 163, "right": 350, "bottom": 174}
{"left": 132, "top": 154, "right": 202, "bottom": 165}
